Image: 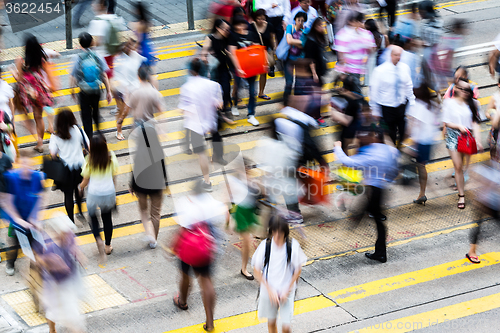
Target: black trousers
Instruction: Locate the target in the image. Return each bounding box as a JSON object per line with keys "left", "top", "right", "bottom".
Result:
{"left": 366, "top": 186, "right": 387, "bottom": 257}
{"left": 90, "top": 209, "right": 113, "bottom": 246}
{"left": 382, "top": 103, "right": 406, "bottom": 145}
{"left": 379, "top": 0, "right": 397, "bottom": 27}
{"left": 217, "top": 68, "right": 232, "bottom": 111}
{"left": 268, "top": 16, "right": 284, "bottom": 45}
{"left": 470, "top": 204, "right": 500, "bottom": 245}
{"left": 80, "top": 91, "right": 101, "bottom": 140}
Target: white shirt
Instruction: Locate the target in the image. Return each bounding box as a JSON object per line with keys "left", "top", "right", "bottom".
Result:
{"left": 370, "top": 60, "right": 415, "bottom": 117}
{"left": 254, "top": 0, "right": 290, "bottom": 19}
{"left": 88, "top": 14, "right": 123, "bottom": 57}
{"left": 285, "top": 6, "right": 318, "bottom": 32}
{"left": 442, "top": 98, "right": 476, "bottom": 129}
{"left": 275, "top": 107, "right": 318, "bottom": 154}
{"left": 175, "top": 193, "right": 228, "bottom": 229}
{"left": 252, "top": 238, "right": 307, "bottom": 298}
{"left": 49, "top": 125, "right": 90, "bottom": 170}
{"left": 0, "top": 80, "right": 14, "bottom": 119}
{"left": 113, "top": 51, "right": 146, "bottom": 98}
{"left": 178, "top": 75, "right": 223, "bottom": 135}
{"left": 407, "top": 100, "right": 438, "bottom": 145}
{"left": 82, "top": 151, "right": 119, "bottom": 196}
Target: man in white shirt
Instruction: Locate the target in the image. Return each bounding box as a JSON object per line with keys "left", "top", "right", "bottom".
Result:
{"left": 370, "top": 46, "right": 415, "bottom": 146}
{"left": 285, "top": 0, "right": 318, "bottom": 33}
{"left": 254, "top": 0, "right": 290, "bottom": 43}
{"left": 179, "top": 59, "right": 224, "bottom": 192}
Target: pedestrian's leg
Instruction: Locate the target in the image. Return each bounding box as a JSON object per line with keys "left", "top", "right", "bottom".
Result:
{"left": 282, "top": 325, "right": 291, "bottom": 333}
{"left": 247, "top": 76, "right": 256, "bottom": 116}
{"left": 198, "top": 275, "right": 216, "bottom": 331}
{"left": 115, "top": 96, "right": 125, "bottom": 138}
{"left": 241, "top": 232, "right": 252, "bottom": 275}
{"left": 91, "top": 93, "right": 101, "bottom": 133}
{"left": 417, "top": 163, "right": 427, "bottom": 199}
{"left": 179, "top": 264, "right": 190, "bottom": 305}
{"left": 150, "top": 192, "right": 163, "bottom": 241}
{"left": 90, "top": 213, "right": 105, "bottom": 260}
{"left": 63, "top": 188, "right": 75, "bottom": 222}
{"left": 233, "top": 74, "right": 241, "bottom": 107}
{"left": 449, "top": 150, "right": 465, "bottom": 204}
{"left": 268, "top": 320, "right": 278, "bottom": 333}
{"left": 219, "top": 69, "right": 232, "bottom": 110}
{"left": 397, "top": 106, "right": 407, "bottom": 146}
{"left": 259, "top": 73, "right": 267, "bottom": 97}
{"left": 101, "top": 209, "right": 113, "bottom": 247}
{"left": 6, "top": 233, "right": 19, "bottom": 271}
{"left": 74, "top": 180, "right": 83, "bottom": 216}
{"left": 382, "top": 106, "right": 397, "bottom": 145}
{"left": 212, "top": 130, "right": 223, "bottom": 160}
{"left": 48, "top": 319, "right": 56, "bottom": 333}
{"left": 33, "top": 106, "right": 44, "bottom": 149}
{"left": 183, "top": 129, "right": 191, "bottom": 153}
{"left": 199, "top": 152, "right": 211, "bottom": 184}
{"left": 137, "top": 193, "right": 153, "bottom": 241}
{"left": 80, "top": 92, "right": 93, "bottom": 140}
{"left": 371, "top": 188, "right": 387, "bottom": 257}
{"left": 284, "top": 61, "right": 293, "bottom": 100}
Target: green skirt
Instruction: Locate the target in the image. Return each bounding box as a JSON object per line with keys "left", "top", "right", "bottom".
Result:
{"left": 233, "top": 205, "right": 258, "bottom": 233}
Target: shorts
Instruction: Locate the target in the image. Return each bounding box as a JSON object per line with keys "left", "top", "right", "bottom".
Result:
{"left": 86, "top": 192, "right": 116, "bottom": 216}
{"left": 445, "top": 127, "right": 460, "bottom": 151}
{"left": 190, "top": 130, "right": 206, "bottom": 154}
{"left": 180, "top": 260, "right": 210, "bottom": 277}
{"left": 258, "top": 290, "right": 294, "bottom": 324}
{"left": 416, "top": 144, "right": 432, "bottom": 164}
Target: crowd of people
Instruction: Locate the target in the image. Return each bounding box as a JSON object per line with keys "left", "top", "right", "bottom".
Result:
{"left": 2, "top": 0, "right": 500, "bottom": 332}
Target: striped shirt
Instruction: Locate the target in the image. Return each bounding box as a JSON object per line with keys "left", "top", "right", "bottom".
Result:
{"left": 335, "top": 26, "right": 375, "bottom": 75}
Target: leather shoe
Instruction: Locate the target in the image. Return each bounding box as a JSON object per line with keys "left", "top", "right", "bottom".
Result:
{"left": 365, "top": 252, "right": 387, "bottom": 263}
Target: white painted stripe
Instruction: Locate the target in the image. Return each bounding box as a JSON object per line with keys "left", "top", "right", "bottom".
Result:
{"left": 455, "top": 42, "right": 494, "bottom": 52}
{"left": 454, "top": 46, "right": 495, "bottom": 58}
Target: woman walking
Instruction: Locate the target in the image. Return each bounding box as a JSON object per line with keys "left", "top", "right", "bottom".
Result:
{"left": 79, "top": 134, "right": 118, "bottom": 259}
{"left": 442, "top": 78, "right": 483, "bottom": 209}
{"left": 283, "top": 11, "right": 307, "bottom": 101}
{"left": 249, "top": 9, "right": 277, "bottom": 100}
{"left": 305, "top": 17, "right": 328, "bottom": 88}
{"left": 364, "top": 19, "right": 386, "bottom": 86}
{"left": 49, "top": 110, "right": 89, "bottom": 223}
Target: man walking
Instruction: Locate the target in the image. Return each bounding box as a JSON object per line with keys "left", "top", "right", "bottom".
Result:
{"left": 254, "top": 0, "right": 290, "bottom": 43}
{"left": 334, "top": 127, "right": 399, "bottom": 263}
{"left": 70, "top": 32, "right": 112, "bottom": 140}
{"left": 179, "top": 59, "right": 224, "bottom": 192}
{"left": 370, "top": 45, "right": 415, "bottom": 147}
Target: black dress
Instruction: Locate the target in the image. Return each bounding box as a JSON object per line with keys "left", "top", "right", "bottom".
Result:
{"left": 248, "top": 22, "right": 275, "bottom": 50}
{"left": 304, "top": 36, "right": 328, "bottom": 86}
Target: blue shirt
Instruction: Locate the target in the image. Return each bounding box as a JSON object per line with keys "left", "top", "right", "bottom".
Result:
{"left": 334, "top": 143, "right": 399, "bottom": 189}
{"left": 286, "top": 6, "right": 318, "bottom": 33}
{"left": 4, "top": 169, "right": 44, "bottom": 221}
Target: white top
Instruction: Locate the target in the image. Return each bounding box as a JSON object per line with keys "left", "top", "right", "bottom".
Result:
{"left": 0, "top": 80, "right": 14, "bottom": 119}
{"left": 113, "top": 51, "right": 147, "bottom": 99}
{"left": 88, "top": 14, "right": 122, "bottom": 57}
{"left": 274, "top": 107, "right": 318, "bottom": 154}
{"left": 82, "top": 151, "right": 119, "bottom": 196}
{"left": 175, "top": 193, "right": 228, "bottom": 229}
{"left": 491, "top": 91, "right": 500, "bottom": 111}
{"left": 49, "top": 125, "right": 90, "bottom": 170}
{"left": 407, "top": 100, "right": 438, "bottom": 145}
{"left": 178, "top": 75, "right": 223, "bottom": 135}
{"left": 442, "top": 98, "right": 476, "bottom": 129}
{"left": 285, "top": 6, "right": 318, "bottom": 32}
{"left": 252, "top": 238, "right": 307, "bottom": 298}
{"left": 370, "top": 60, "right": 415, "bottom": 117}
{"left": 254, "top": 0, "right": 290, "bottom": 18}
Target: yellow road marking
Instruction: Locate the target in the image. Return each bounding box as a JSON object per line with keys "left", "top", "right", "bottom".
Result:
{"left": 329, "top": 252, "right": 500, "bottom": 304}
{"left": 352, "top": 291, "right": 500, "bottom": 332}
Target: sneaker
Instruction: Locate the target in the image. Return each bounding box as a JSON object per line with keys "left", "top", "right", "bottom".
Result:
{"left": 231, "top": 106, "right": 240, "bottom": 116}
{"left": 247, "top": 115, "right": 259, "bottom": 126}
{"left": 149, "top": 241, "right": 157, "bottom": 249}
{"left": 6, "top": 265, "right": 14, "bottom": 276}
{"left": 202, "top": 181, "right": 213, "bottom": 192}
{"left": 212, "top": 156, "right": 228, "bottom": 166}
{"left": 317, "top": 117, "right": 327, "bottom": 127}
{"left": 269, "top": 65, "right": 275, "bottom": 77}
{"left": 368, "top": 213, "right": 387, "bottom": 221}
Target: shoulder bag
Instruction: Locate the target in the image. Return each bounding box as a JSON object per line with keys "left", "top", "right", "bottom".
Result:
{"left": 457, "top": 129, "right": 477, "bottom": 155}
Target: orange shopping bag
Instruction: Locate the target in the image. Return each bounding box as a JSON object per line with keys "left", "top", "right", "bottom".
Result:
{"left": 234, "top": 45, "right": 268, "bottom": 79}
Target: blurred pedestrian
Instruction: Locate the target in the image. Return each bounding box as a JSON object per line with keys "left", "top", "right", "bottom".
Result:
{"left": 392, "top": 3, "right": 420, "bottom": 43}
{"left": 172, "top": 180, "right": 229, "bottom": 332}
{"left": 489, "top": 31, "right": 500, "bottom": 79}
{"left": 442, "top": 78, "right": 483, "bottom": 209}
{"left": 407, "top": 84, "right": 438, "bottom": 206}
{"left": 13, "top": 34, "right": 54, "bottom": 153}
{"left": 1, "top": 153, "right": 45, "bottom": 276}
{"left": 49, "top": 110, "right": 89, "bottom": 223}
{"left": 418, "top": 0, "right": 443, "bottom": 90}
{"left": 228, "top": 16, "right": 261, "bottom": 126}
{"left": 112, "top": 38, "right": 146, "bottom": 140}
{"left": 254, "top": 0, "right": 290, "bottom": 43}
{"left": 70, "top": 32, "right": 113, "bottom": 140}
{"left": 335, "top": 11, "right": 376, "bottom": 94}
{"left": 129, "top": 65, "right": 163, "bottom": 124}
{"left": 130, "top": 2, "right": 156, "bottom": 68}
{"left": 283, "top": 11, "right": 307, "bottom": 100}
{"left": 73, "top": 0, "right": 93, "bottom": 28}
{"left": 444, "top": 66, "right": 479, "bottom": 100}
{"left": 285, "top": 0, "right": 318, "bottom": 33}
{"left": 364, "top": 18, "right": 387, "bottom": 86}
{"left": 334, "top": 0, "right": 366, "bottom": 33}
{"left": 370, "top": 46, "right": 415, "bottom": 147}
{"left": 334, "top": 127, "right": 399, "bottom": 263}
{"left": 79, "top": 134, "right": 118, "bottom": 260}
{"left": 378, "top": 0, "right": 397, "bottom": 28}
{"left": 38, "top": 215, "right": 87, "bottom": 333}
{"left": 250, "top": 9, "right": 277, "bottom": 100}
{"left": 304, "top": 17, "right": 328, "bottom": 88}
{"left": 485, "top": 77, "right": 500, "bottom": 121}
{"left": 252, "top": 216, "right": 307, "bottom": 333}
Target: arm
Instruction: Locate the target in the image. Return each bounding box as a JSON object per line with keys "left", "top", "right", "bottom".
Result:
{"left": 334, "top": 142, "right": 370, "bottom": 168}
{"left": 485, "top": 96, "right": 496, "bottom": 120}
{"left": 473, "top": 121, "right": 483, "bottom": 151}
{"left": 200, "top": 36, "right": 212, "bottom": 64}
{"left": 228, "top": 45, "right": 245, "bottom": 77}
{"left": 0, "top": 193, "right": 33, "bottom": 230}
{"left": 404, "top": 67, "right": 415, "bottom": 106}
{"left": 286, "top": 31, "right": 303, "bottom": 47}
{"left": 443, "top": 122, "right": 467, "bottom": 133}
{"left": 102, "top": 72, "right": 113, "bottom": 104}
{"left": 281, "top": 267, "right": 302, "bottom": 302}
{"left": 489, "top": 49, "right": 500, "bottom": 78}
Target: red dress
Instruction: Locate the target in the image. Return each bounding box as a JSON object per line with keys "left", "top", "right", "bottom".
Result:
{"left": 18, "top": 66, "right": 53, "bottom": 110}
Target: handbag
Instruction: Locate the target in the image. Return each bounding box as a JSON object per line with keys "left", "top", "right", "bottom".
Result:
{"left": 173, "top": 222, "right": 216, "bottom": 267}
{"left": 276, "top": 29, "right": 291, "bottom": 61}
{"left": 42, "top": 156, "right": 69, "bottom": 183}
{"left": 457, "top": 129, "right": 477, "bottom": 155}
{"left": 253, "top": 22, "right": 275, "bottom": 67}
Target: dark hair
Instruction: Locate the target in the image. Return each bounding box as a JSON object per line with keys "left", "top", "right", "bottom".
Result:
{"left": 55, "top": 109, "right": 77, "bottom": 140}
{"left": 457, "top": 78, "right": 480, "bottom": 123}
{"left": 349, "top": 11, "right": 364, "bottom": 23}
{"left": 212, "top": 18, "right": 229, "bottom": 33}
{"left": 309, "top": 17, "right": 326, "bottom": 45}
{"left": 267, "top": 215, "right": 290, "bottom": 240}
{"left": 89, "top": 133, "right": 111, "bottom": 171}
{"left": 79, "top": 32, "right": 93, "bottom": 49}
{"left": 189, "top": 58, "right": 203, "bottom": 75}
{"left": 411, "top": 3, "right": 418, "bottom": 13}
{"left": 232, "top": 6, "right": 246, "bottom": 19}
{"left": 252, "top": 9, "right": 267, "bottom": 20}
{"left": 364, "top": 19, "right": 382, "bottom": 48}
{"left": 98, "top": 0, "right": 108, "bottom": 8}
{"left": 452, "top": 18, "right": 466, "bottom": 32}
{"left": 454, "top": 65, "right": 469, "bottom": 78}
{"left": 419, "top": 0, "right": 437, "bottom": 20}
{"left": 232, "top": 16, "right": 248, "bottom": 28}
{"left": 294, "top": 11, "right": 307, "bottom": 22}
{"left": 135, "top": 1, "right": 149, "bottom": 23}
{"left": 138, "top": 65, "right": 150, "bottom": 81}
{"left": 24, "top": 34, "right": 46, "bottom": 71}
{"left": 342, "top": 74, "right": 357, "bottom": 92}
{"left": 413, "top": 83, "right": 432, "bottom": 109}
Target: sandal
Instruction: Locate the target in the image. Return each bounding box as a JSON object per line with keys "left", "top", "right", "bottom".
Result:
{"left": 173, "top": 295, "right": 188, "bottom": 310}
{"left": 466, "top": 253, "right": 480, "bottom": 264}
{"left": 105, "top": 245, "right": 113, "bottom": 255}
{"left": 258, "top": 94, "right": 271, "bottom": 100}
{"left": 203, "top": 324, "right": 215, "bottom": 332}
{"left": 33, "top": 146, "right": 44, "bottom": 153}
{"left": 116, "top": 132, "right": 125, "bottom": 141}
{"left": 458, "top": 194, "right": 465, "bottom": 209}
